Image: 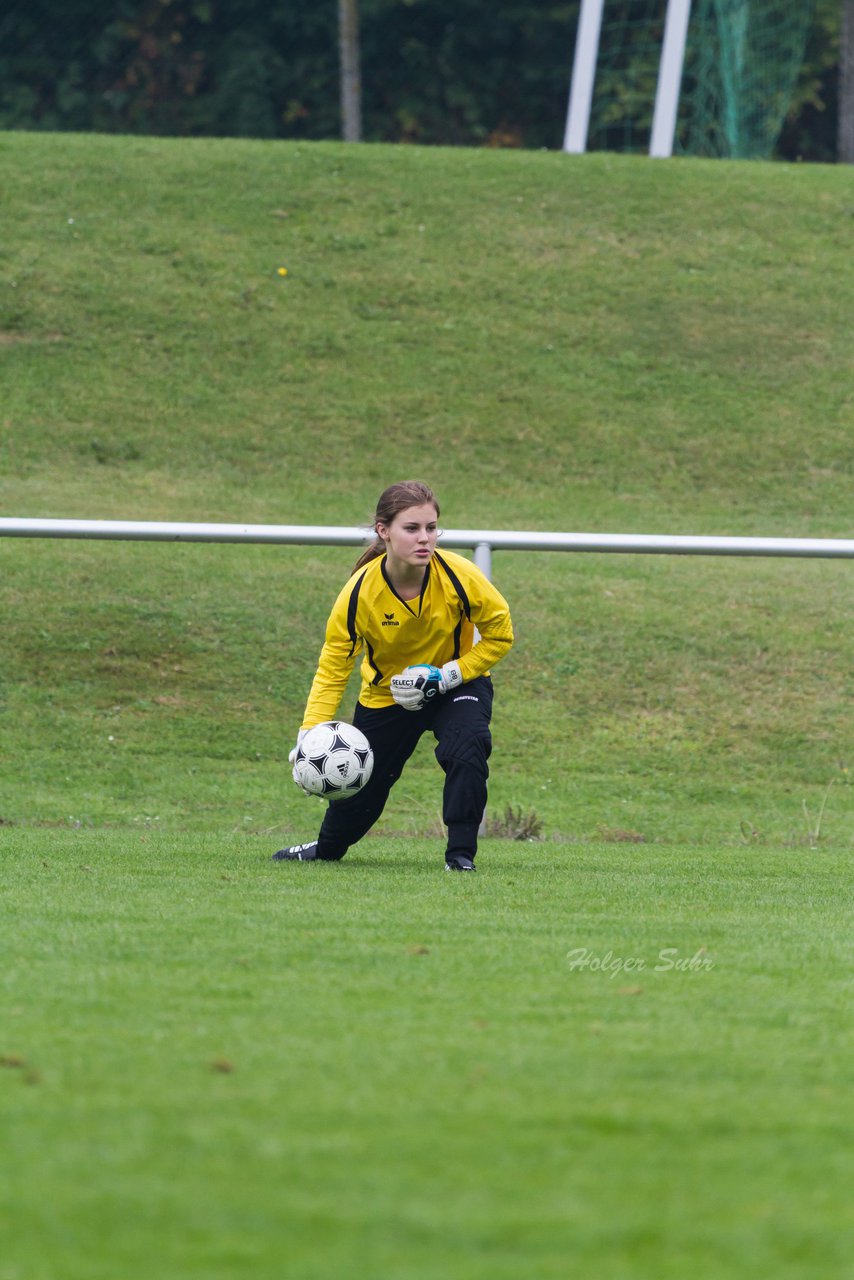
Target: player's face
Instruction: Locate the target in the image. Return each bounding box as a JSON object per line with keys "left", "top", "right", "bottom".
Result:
{"left": 379, "top": 503, "right": 440, "bottom": 569}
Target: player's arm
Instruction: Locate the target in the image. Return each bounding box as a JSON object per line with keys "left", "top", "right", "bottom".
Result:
{"left": 289, "top": 635, "right": 355, "bottom": 792}
{"left": 300, "top": 595, "right": 360, "bottom": 729}
{"left": 455, "top": 574, "right": 514, "bottom": 682}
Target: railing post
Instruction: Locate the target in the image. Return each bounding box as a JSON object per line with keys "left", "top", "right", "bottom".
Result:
{"left": 473, "top": 541, "right": 493, "bottom": 580}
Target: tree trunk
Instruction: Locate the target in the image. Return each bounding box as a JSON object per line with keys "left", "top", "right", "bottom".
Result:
{"left": 339, "top": 0, "right": 362, "bottom": 142}
{"left": 841, "top": 0, "right": 854, "bottom": 162}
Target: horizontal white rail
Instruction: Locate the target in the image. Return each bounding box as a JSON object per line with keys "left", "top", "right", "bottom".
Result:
{"left": 0, "top": 518, "right": 375, "bottom": 546}
{"left": 0, "top": 518, "right": 853, "bottom": 559}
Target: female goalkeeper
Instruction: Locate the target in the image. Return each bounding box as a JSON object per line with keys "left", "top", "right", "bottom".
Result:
{"left": 273, "top": 479, "right": 514, "bottom": 871}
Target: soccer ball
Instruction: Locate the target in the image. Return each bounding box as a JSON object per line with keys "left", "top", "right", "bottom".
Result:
{"left": 293, "top": 721, "right": 374, "bottom": 801}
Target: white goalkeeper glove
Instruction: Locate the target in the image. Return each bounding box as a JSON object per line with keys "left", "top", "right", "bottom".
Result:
{"left": 390, "top": 661, "right": 463, "bottom": 711}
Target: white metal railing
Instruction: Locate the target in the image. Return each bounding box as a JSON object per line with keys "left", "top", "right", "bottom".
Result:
{"left": 0, "top": 519, "right": 853, "bottom": 577}
{"left": 1, "top": 518, "right": 853, "bottom": 556}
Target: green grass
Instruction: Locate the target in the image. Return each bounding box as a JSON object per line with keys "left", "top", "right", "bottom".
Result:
{"left": 0, "top": 131, "right": 852, "bottom": 1276}
{"left": 2, "top": 134, "right": 852, "bottom": 529}
{"left": 2, "top": 831, "right": 851, "bottom": 1280}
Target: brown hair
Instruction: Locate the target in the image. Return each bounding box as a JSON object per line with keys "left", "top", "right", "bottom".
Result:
{"left": 352, "top": 480, "right": 440, "bottom": 573}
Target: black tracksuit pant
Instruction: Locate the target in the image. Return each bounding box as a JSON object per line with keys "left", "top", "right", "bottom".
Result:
{"left": 315, "top": 676, "right": 494, "bottom": 864}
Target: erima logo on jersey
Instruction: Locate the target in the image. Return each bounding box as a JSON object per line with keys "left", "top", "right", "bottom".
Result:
{"left": 382, "top": 612, "right": 399, "bottom": 626}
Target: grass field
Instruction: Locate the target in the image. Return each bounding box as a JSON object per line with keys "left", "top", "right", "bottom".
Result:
{"left": 0, "top": 130, "right": 852, "bottom": 1276}
{"left": 2, "top": 831, "right": 851, "bottom": 1280}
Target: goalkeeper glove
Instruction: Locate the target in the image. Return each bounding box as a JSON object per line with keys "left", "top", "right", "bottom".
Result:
{"left": 390, "top": 661, "right": 463, "bottom": 711}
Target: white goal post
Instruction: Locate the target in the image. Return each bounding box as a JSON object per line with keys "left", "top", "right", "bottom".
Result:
{"left": 564, "top": 0, "right": 693, "bottom": 158}
{"left": 563, "top": 0, "right": 606, "bottom": 154}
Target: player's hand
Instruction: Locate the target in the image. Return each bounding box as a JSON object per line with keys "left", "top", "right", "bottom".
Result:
{"left": 390, "top": 661, "right": 462, "bottom": 711}
{"left": 289, "top": 729, "right": 309, "bottom": 789}
{"left": 390, "top": 665, "right": 441, "bottom": 710}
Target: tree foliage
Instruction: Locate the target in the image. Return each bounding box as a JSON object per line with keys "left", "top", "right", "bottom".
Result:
{"left": 0, "top": 0, "right": 845, "bottom": 159}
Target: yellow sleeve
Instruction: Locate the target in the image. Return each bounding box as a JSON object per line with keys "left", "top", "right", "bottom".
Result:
{"left": 456, "top": 570, "right": 514, "bottom": 682}
{"left": 300, "top": 588, "right": 360, "bottom": 729}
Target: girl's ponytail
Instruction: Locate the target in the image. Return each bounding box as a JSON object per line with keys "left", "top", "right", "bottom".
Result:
{"left": 352, "top": 535, "right": 385, "bottom": 574}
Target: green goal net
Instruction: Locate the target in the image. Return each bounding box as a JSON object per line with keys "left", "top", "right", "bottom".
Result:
{"left": 586, "top": 0, "right": 815, "bottom": 158}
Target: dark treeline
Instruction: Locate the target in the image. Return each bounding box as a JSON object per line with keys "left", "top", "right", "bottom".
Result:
{"left": 0, "top": 0, "right": 844, "bottom": 161}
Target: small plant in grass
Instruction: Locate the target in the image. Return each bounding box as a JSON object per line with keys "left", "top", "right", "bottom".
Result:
{"left": 484, "top": 803, "right": 544, "bottom": 841}
{"left": 413, "top": 803, "right": 543, "bottom": 841}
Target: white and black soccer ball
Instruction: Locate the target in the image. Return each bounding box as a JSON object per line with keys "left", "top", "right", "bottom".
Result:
{"left": 293, "top": 721, "right": 374, "bottom": 801}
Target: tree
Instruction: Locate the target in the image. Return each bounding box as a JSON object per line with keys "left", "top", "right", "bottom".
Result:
{"left": 339, "top": 0, "right": 362, "bottom": 141}
{"left": 841, "top": 0, "right": 854, "bottom": 160}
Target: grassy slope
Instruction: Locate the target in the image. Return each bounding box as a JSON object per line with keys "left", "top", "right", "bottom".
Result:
{"left": 0, "top": 131, "right": 852, "bottom": 845}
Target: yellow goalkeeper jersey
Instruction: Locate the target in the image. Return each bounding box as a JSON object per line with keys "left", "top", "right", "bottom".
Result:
{"left": 301, "top": 548, "right": 513, "bottom": 725}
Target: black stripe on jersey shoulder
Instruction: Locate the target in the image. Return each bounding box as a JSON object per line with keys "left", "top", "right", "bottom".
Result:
{"left": 346, "top": 567, "right": 370, "bottom": 656}
{"left": 433, "top": 551, "right": 471, "bottom": 621}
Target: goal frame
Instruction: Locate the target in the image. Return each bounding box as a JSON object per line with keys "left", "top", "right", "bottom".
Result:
{"left": 563, "top": 0, "right": 694, "bottom": 158}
